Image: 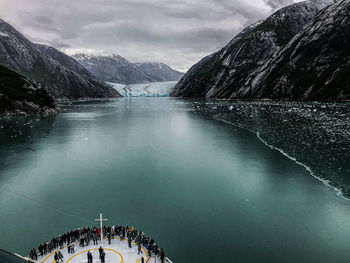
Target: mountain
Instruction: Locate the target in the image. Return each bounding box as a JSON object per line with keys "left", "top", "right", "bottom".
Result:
{"left": 73, "top": 53, "right": 183, "bottom": 84}
{"left": 0, "top": 64, "right": 59, "bottom": 116}
{"left": 134, "top": 62, "right": 183, "bottom": 82}
{"left": 244, "top": 0, "right": 350, "bottom": 100}
{"left": 73, "top": 53, "right": 153, "bottom": 84}
{"left": 0, "top": 18, "right": 121, "bottom": 100}
{"left": 171, "top": 0, "right": 338, "bottom": 100}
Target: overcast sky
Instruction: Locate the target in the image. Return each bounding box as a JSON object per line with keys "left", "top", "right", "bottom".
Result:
{"left": 0, "top": 0, "right": 300, "bottom": 71}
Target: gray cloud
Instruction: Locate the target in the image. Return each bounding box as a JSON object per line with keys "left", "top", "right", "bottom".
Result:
{"left": 0, "top": 0, "right": 298, "bottom": 71}
{"left": 263, "top": 0, "right": 295, "bottom": 10}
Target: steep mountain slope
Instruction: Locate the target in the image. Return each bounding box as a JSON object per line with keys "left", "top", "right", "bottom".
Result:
{"left": 0, "top": 19, "right": 121, "bottom": 100}
{"left": 36, "top": 45, "right": 120, "bottom": 99}
{"left": 171, "top": 0, "right": 335, "bottom": 99}
{"left": 73, "top": 53, "right": 153, "bottom": 84}
{"left": 135, "top": 62, "right": 183, "bottom": 82}
{"left": 0, "top": 64, "right": 58, "bottom": 116}
{"left": 73, "top": 53, "right": 183, "bottom": 84}
{"left": 244, "top": 0, "right": 350, "bottom": 100}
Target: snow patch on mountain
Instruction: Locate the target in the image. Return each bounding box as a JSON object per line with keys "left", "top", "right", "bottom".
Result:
{"left": 0, "top": 32, "right": 9, "bottom": 37}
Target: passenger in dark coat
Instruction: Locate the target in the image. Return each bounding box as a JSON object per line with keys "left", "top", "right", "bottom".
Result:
{"left": 57, "top": 251, "right": 64, "bottom": 260}
{"left": 138, "top": 242, "right": 142, "bottom": 254}
{"left": 128, "top": 235, "right": 132, "bottom": 248}
{"left": 99, "top": 247, "right": 104, "bottom": 259}
{"left": 101, "top": 251, "right": 105, "bottom": 263}
{"left": 87, "top": 251, "right": 93, "bottom": 263}
{"left": 93, "top": 233, "right": 98, "bottom": 245}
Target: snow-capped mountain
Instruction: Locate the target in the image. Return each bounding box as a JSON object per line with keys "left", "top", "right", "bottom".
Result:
{"left": 73, "top": 53, "right": 153, "bottom": 84}
{"left": 73, "top": 53, "right": 183, "bottom": 84}
{"left": 0, "top": 18, "right": 121, "bottom": 100}
{"left": 171, "top": 0, "right": 341, "bottom": 100}
{"left": 134, "top": 62, "right": 183, "bottom": 82}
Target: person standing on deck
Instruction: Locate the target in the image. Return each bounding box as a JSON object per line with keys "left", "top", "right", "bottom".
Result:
{"left": 87, "top": 251, "right": 93, "bottom": 263}
{"left": 54, "top": 252, "right": 59, "bottom": 263}
{"left": 57, "top": 251, "right": 64, "bottom": 261}
{"left": 38, "top": 244, "right": 43, "bottom": 256}
{"left": 101, "top": 251, "right": 105, "bottom": 263}
{"left": 99, "top": 247, "right": 104, "bottom": 259}
{"left": 93, "top": 233, "right": 98, "bottom": 245}
{"left": 148, "top": 243, "right": 152, "bottom": 258}
{"left": 138, "top": 242, "right": 142, "bottom": 254}
{"left": 128, "top": 234, "right": 132, "bottom": 248}
{"left": 108, "top": 232, "right": 111, "bottom": 244}
{"left": 80, "top": 234, "right": 85, "bottom": 247}
{"left": 59, "top": 238, "right": 63, "bottom": 249}
{"left": 97, "top": 228, "right": 101, "bottom": 240}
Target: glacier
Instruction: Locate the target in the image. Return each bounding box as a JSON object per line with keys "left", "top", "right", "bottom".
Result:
{"left": 108, "top": 81, "right": 178, "bottom": 97}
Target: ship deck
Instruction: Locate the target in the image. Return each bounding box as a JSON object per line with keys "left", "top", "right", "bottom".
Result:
{"left": 37, "top": 237, "right": 168, "bottom": 263}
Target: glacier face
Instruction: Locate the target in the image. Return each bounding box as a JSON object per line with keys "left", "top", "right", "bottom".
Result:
{"left": 108, "top": 81, "right": 178, "bottom": 97}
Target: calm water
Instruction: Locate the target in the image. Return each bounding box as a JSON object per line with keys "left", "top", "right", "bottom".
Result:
{"left": 1, "top": 98, "right": 350, "bottom": 263}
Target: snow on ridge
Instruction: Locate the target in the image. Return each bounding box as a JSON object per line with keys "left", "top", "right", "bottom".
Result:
{"left": 0, "top": 32, "right": 9, "bottom": 37}
{"left": 73, "top": 51, "right": 122, "bottom": 60}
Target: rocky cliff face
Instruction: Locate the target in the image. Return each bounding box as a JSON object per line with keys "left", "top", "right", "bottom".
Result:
{"left": 0, "top": 19, "right": 121, "bottom": 100}
{"left": 171, "top": 0, "right": 339, "bottom": 100}
{"left": 244, "top": 0, "right": 350, "bottom": 100}
{"left": 0, "top": 64, "right": 59, "bottom": 116}
{"left": 73, "top": 53, "right": 183, "bottom": 84}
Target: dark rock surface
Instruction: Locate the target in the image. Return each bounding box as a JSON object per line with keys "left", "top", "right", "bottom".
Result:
{"left": 0, "top": 64, "right": 59, "bottom": 116}
{"left": 0, "top": 19, "right": 121, "bottom": 100}
{"left": 171, "top": 0, "right": 346, "bottom": 101}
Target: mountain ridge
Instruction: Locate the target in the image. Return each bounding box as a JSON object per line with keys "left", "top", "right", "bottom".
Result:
{"left": 0, "top": 18, "right": 121, "bottom": 100}
{"left": 170, "top": 0, "right": 344, "bottom": 100}
{"left": 73, "top": 53, "right": 183, "bottom": 85}
{"left": 242, "top": 0, "right": 350, "bottom": 100}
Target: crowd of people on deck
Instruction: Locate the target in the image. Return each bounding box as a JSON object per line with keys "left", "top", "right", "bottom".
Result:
{"left": 29, "top": 225, "right": 167, "bottom": 263}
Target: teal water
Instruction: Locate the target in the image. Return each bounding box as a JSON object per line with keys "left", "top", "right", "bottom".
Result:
{"left": 1, "top": 98, "right": 350, "bottom": 263}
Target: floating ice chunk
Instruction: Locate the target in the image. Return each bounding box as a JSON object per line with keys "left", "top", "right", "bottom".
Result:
{"left": 229, "top": 106, "right": 234, "bottom": 111}
{"left": 84, "top": 137, "right": 89, "bottom": 140}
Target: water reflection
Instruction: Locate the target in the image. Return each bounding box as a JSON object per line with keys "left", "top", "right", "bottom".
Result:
{"left": 0, "top": 99, "right": 350, "bottom": 263}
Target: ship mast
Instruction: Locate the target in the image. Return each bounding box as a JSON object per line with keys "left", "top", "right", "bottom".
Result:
{"left": 94, "top": 212, "right": 108, "bottom": 242}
